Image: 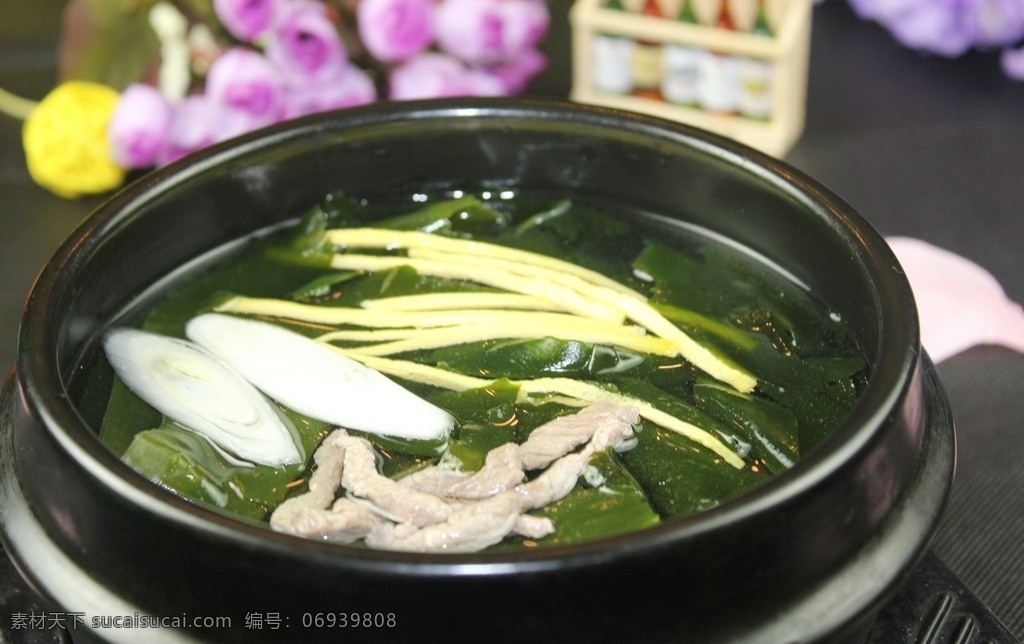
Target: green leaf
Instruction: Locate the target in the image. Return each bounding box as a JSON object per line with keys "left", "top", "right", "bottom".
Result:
{"left": 290, "top": 271, "right": 360, "bottom": 300}
{"left": 535, "top": 449, "right": 660, "bottom": 545}
{"left": 622, "top": 422, "right": 767, "bottom": 518}
{"left": 373, "top": 195, "right": 509, "bottom": 236}
{"left": 693, "top": 379, "right": 800, "bottom": 474}
{"left": 60, "top": 0, "right": 161, "bottom": 90}
{"left": 141, "top": 245, "right": 326, "bottom": 339}
{"left": 122, "top": 419, "right": 307, "bottom": 521}
{"left": 431, "top": 337, "right": 697, "bottom": 389}
{"left": 98, "top": 372, "right": 163, "bottom": 456}
{"left": 432, "top": 379, "right": 527, "bottom": 471}
{"left": 306, "top": 194, "right": 511, "bottom": 237}
{"left": 496, "top": 200, "right": 642, "bottom": 286}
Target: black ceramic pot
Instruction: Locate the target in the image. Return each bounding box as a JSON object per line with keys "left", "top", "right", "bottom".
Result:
{"left": 0, "top": 98, "right": 954, "bottom": 644}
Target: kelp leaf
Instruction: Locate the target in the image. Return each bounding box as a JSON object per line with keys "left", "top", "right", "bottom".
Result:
{"left": 122, "top": 420, "right": 305, "bottom": 521}
{"left": 693, "top": 380, "right": 800, "bottom": 474}
{"left": 431, "top": 379, "right": 526, "bottom": 471}
{"left": 535, "top": 449, "right": 661, "bottom": 545}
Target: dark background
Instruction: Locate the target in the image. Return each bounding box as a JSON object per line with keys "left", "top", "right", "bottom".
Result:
{"left": 2, "top": 0, "right": 1023, "bottom": 639}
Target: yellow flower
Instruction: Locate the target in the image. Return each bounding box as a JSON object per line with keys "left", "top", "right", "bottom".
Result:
{"left": 22, "top": 81, "right": 126, "bottom": 199}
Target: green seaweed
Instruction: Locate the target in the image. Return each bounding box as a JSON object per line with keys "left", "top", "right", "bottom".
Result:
{"left": 535, "top": 449, "right": 661, "bottom": 545}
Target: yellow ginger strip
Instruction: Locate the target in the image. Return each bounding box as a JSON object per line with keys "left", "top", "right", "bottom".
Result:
{"left": 327, "top": 253, "right": 625, "bottom": 323}
{"left": 408, "top": 248, "right": 756, "bottom": 392}
{"left": 324, "top": 227, "right": 646, "bottom": 301}
{"left": 339, "top": 351, "right": 745, "bottom": 469}
{"left": 219, "top": 296, "right": 634, "bottom": 331}
{"left": 361, "top": 292, "right": 567, "bottom": 313}
{"left": 321, "top": 228, "right": 756, "bottom": 392}
{"left": 317, "top": 328, "right": 415, "bottom": 342}
{"left": 338, "top": 349, "right": 492, "bottom": 392}
{"left": 318, "top": 322, "right": 679, "bottom": 357}
{"left": 607, "top": 292, "right": 756, "bottom": 392}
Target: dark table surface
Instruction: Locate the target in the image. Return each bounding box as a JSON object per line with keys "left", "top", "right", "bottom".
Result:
{"left": 2, "top": 0, "right": 1023, "bottom": 641}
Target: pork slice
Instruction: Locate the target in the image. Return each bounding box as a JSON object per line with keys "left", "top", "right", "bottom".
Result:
{"left": 515, "top": 451, "right": 590, "bottom": 510}
{"left": 364, "top": 493, "right": 522, "bottom": 553}
{"left": 587, "top": 404, "right": 638, "bottom": 452}
{"left": 274, "top": 403, "right": 641, "bottom": 551}
{"left": 514, "top": 513, "right": 555, "bottom": 539}
{"left": 515, "top": 404, "right": 638, "bottom": 510}
{"left": 519, "top": 401, "right": 640, "bottom": 470}
{"left": 332, "top": 433, "right": 452, "bottom": 527}
{"left": 444, "top": 442, "right": 525, "bottom": 500}
{"left": 274, "top": 499, "right": 382, "bottom": 543}
{"left": 270, "top": 429, "right": 348, "bottom": 532}
{"left": 397, "top": 464, "right": 470, "bottom": 496}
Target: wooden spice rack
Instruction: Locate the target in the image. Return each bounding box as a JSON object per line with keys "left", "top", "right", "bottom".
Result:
{"left": 569, "top": 0, "right": 812, "bottom": 157}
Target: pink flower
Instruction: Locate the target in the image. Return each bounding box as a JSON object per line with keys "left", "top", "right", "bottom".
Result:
{"left": 887, "top": 236, "right": 1024, "bottom": 362}
{"left": 284, "top": 64, "right": 377, "bottom": 117}
{"left": 388, "top": 52, "right": 506, "bottom": 100}
{"left": 205, "top": 47, "right": 287, "bottom": 138}
{"left": 266, "top": 1, "right": 348, "bottom": 83}
{"left": 214, "top": 0, "right": 281, "bottom": 43}
{"left": 433, "top": 0, "right": 549, "bottom": 66}
{"left": 357, "top": 0, "right": 435, "bottom": 63}
{"left": 486, "top": 47, "right": 547, "bottom": 93}
{"left": 107, "top": 83, "right": 173, "bottom": 169}
{"left": 159, "top": 94, "right": 221, "bottom": 164}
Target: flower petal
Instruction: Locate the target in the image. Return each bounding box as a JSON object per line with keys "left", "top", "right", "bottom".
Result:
{"left": 887, "top": 236, "right": 1024, "bottom": 362}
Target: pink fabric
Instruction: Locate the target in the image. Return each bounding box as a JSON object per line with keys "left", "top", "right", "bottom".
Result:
{"left": 887, "top": 236, "right": 1024, "bottom": 362}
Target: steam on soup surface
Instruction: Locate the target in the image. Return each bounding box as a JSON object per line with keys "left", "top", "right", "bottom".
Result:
{"left": 80, "top": 191, "right": 868, "bottom": 552}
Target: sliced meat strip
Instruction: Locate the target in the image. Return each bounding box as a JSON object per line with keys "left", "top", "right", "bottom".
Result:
{"left": 514, "top": 513, "right": 556, "bottom": 539}
{"left": 274, "top": 499, "right": 382, "bottom": 543}
{"left": 515, "top": 451, "right": 590, "bottom": 510}
{"left": 444, "top": 442, "right": 525, "bottom": 500}
{"left": 515, "top": 406, "right": 638, "bottom": 509}
{"left": 518, "top": 401, "right": 640, "bottom": 470}
{"left": 270, "top": 429, "right": 381, "bottom": 541}
{"left": 365, "top": 494, "right": 522, "bottom": 553}
{"left": 331, "top": 432, "right": 453, "bottom": 527}
{"left": 269, "top": 429, "right": 348, "bottom": 532}
{"left": 271, "top": 402, "right": 641, "bottom": 552}
{"left": 396, "top": 463, "right": 470, "bottom": 496}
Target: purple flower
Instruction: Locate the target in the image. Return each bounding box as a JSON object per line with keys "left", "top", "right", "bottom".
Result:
{"left": 214, "top": 0, "right": 281, "bottom": 43}
{"left": 388, "top": 52, "right": 506, "bottom": 100}
{"left": 847, "top": 0, "right": 1024, "bottom": 58}
{"left": 205, "top": 47, "right": 287, "bottom": 138}
{"left": 107, "top": 83, "right": 173, "bottom": 169}
{"left": 433, "top": 0, "right": 550, "bottom": 66}
{"left": 969, "top": 0, "right": 1024, "bottom": 48}
{"left": 886, "top": 1, "right": 975, "bottom": 57}
{"left": 266, "top": 1, "right": 348, "bottom": 83}
{"left": 357, "top": 0, "right": 435, "bottom": 63}
{"left": 847, "top": 0, "right": 920, "bottom": 23}
{"left": 1001, "top": 44, "right": 1024, "bottom": 79}
{"left": 284, "top": 64, "right": 377, "bottom": 117}
{"left": 159, "top": 94, "right": 221, "bottom": 165}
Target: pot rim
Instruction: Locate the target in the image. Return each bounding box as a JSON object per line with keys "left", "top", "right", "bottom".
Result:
{"left": 14, "top": 97, "right": 922, "bottom": 574}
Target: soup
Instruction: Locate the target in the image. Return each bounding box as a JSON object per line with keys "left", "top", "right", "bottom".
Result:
{"left": 78, "top": 190, "right": 868, "bottom": 553}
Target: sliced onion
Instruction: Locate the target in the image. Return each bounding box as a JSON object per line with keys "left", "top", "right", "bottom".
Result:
{"left": 104, "top": 328, "right": 303, "bottom": 467}
{"left": 185, "top": 313, "right": 455, "bottom": 442}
